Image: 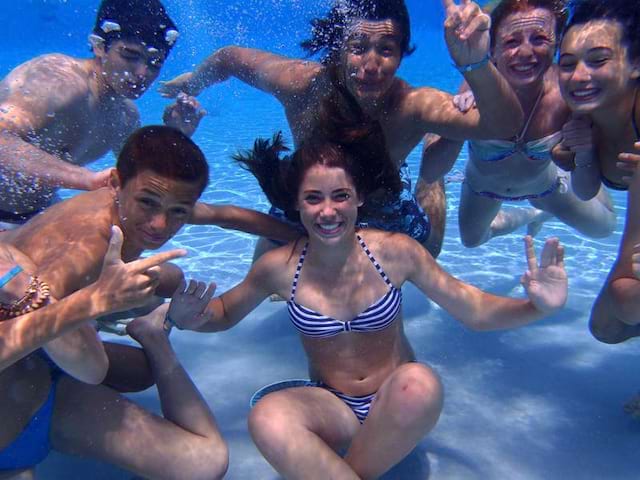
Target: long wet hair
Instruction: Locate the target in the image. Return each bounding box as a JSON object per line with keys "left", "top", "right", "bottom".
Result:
{"left": 300, "top": 0, "right": 415, "bottom": 65}
{"left": 117, "top": 126, "right": 209, "bottom": 195}
{"left": 563, "top": 0, "right": 640, "bottom": 62}
{"left": 233, "top": 105, "right": 402, "bottom": 223}
{"left": 487, "top": 0, "right": 568, "bottom": 52}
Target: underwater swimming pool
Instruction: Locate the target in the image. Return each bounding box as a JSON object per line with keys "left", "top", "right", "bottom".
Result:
{"left": 2, "top": 0, "right": 639, "bottom": 478}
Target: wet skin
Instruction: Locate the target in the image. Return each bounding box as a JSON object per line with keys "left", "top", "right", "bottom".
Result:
{"left": 559, "top": 19, "right": 640, "bottom": 185}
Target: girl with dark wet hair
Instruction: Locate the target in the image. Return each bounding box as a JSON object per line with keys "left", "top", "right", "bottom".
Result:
{"left": 161, "top": 0, "right": 525, "bottom": 259}
{"left": 552, "top": 0, "right": 640, "bottom": 344}
{"left": 166, "top": 126, "right": 568, "bottom": 479}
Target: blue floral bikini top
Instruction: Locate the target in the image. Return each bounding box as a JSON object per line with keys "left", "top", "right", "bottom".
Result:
{"left": 287, "top": 235, "right": 402, "bottom": 339}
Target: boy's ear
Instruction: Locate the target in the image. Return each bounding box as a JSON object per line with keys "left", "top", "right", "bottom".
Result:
{"left": 109, "top": 168, "right": 121, "bottom": 191}
{"left": 90, "top": 34, "right": 107, "bottom": 58}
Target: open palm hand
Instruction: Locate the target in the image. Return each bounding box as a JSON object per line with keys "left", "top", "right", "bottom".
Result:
{"left": 521, "top": 236, "right": 568, "bottom": 314}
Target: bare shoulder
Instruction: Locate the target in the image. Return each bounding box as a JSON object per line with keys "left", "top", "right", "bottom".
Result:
{"left": 251, "top": 240, "right": 305, "bottom": 291}
{"left": 357, "top": 229, "right": 425, "bottom": 282}
{"left": 0, "top": 54, "right": 92, "bottom": 129}
{"left": 7, "top": 190, "right": 114, "bottom": 296}
{"left": 15, "top": 190, "right": 113, "bottom": 254}
{"left": 1, "top": 54, "right": 90, "bottom": 102}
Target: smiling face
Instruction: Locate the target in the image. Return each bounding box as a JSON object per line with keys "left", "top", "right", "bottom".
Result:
{"left": 559, "top": 20, "right": 639, "bottom": 114}
{"left": 297, "top": 164, "right": 363, "bottom": 245}
{"left": 114, "top": 169, "right": 200, "bottom": 252}
{"left": 493, "top": 8, "right": 557, "bottom": 88}
{"left": 340, "top": 19, "right": 403, "bottom": 108}
{"left": 96, "top": 39, "right": 166, "bottom": 99}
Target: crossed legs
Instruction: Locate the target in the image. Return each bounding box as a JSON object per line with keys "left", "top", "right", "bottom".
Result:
{"left": 248, "top": 363, "right": 443, "bottom": 480}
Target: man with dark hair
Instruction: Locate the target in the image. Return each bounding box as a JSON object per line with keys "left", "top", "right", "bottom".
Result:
{"left": 161, "top": 0, "right": 525, "bottom": 259}
{"left": 0, "top": 0, "right": 204, "bottom": 229}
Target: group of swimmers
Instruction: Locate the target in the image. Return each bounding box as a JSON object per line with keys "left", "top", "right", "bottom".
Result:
{"left": 0, "top": 0, "right": 638, "bottom": 478}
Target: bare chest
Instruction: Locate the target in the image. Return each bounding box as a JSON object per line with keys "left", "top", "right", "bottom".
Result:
{"left": 32, "top": 103, "right": 129, "bottom": 165}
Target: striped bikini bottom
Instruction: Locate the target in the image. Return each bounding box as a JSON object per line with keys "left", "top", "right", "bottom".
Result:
{"left": 250, "top": 379, "right": 375, "bottom": 423}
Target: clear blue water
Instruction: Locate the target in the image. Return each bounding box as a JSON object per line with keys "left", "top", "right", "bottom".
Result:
{"left": 2, "top": 1, "right": 639, "bottom": 479}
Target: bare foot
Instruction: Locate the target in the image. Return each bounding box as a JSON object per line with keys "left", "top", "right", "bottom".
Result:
{"left": 126, "top": 303, "right": 170, "bottom": 344}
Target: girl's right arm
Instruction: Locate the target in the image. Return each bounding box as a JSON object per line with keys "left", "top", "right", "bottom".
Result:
{"left": 166, "top": 248, "right": 283, "bottom": 332}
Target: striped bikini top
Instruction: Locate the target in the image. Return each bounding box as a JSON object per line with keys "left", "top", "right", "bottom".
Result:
{"left": 287, "top": 235, "right": 402, "bottom": 339}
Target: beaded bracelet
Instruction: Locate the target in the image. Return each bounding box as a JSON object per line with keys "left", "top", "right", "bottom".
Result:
{"left": 453, "top": 53, "right": 491, "bottom": 74}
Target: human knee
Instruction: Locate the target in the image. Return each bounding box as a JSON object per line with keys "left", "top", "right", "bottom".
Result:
{"left": 460, "top": 229, "right": 486, "bottom": 248}
{"left": 198, "top": 440, "right": 229, "bottom": 480}
{"left": 580, "top": 218, "right": 616, "bottom": 238}
{"left": 384, "top": 364, "right": 443, "bottom": 428}
{"left": 161, "top": 438, "right": 228, "bottom": 480}
{"left": 248, "top": 396, "right": 293, "bottom": 446}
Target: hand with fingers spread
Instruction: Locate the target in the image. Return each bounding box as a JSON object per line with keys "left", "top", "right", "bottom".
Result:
{"left": 159, "top": 72, "right": 199, "bottom": 98}
{"left": 616, "top": 142, "right": 640, "bottom": 186}
{"left": 443, "top": 0, "right": 491, "bottom": 68}
{"left": 520, "top": 235, "right": 568, "bottom": 314}
{"left": 166, "top": 278, "right": 217, "bottom": 331}
{"left": 93, "top": 226, "right": 187, "bottom": 315}
{"left": 162, "top": 93, "right": 207, "bottom": 137}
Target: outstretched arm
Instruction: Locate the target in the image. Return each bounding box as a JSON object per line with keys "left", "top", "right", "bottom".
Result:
{"left": 415, "top": 0, "right": 524, "bottom": 140}
{"left": 159, "top": 46, "right": 321, "bottom": 105}
{"left": 406, "top": 234, "right": 567, "bottom": 330}
{"left": 190, "top": 203, "right": 300, "bottom": 242}
{"left": 166, "top": 247, "right": 284, "bottom": 332}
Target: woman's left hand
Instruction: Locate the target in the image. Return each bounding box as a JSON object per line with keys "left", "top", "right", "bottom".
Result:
{"left": 166, "top": 279, "right": 216, "bottom": 331}
{"left": 521, "top": 236, "right": 568, "bottom": 314}
{"left": 442, "top": 0, "right": 491, "bottom": 67}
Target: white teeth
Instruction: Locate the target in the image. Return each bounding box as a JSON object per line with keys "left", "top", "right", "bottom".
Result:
{"left": 573, "top": 89, "right": 598, "bottom": 98}
{"left": 513, "top": 64, "right": 535, "bottom": 72}
{"left": 319, "top": 223, "right": 339, "bottom": 230}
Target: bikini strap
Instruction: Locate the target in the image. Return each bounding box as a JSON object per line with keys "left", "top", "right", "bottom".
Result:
{"left": 515, "top": 86, "right": 544, "bottom": 145}
{"left": 0, "top": 266, "right": 23, "bottom": 289}
{"left": 356, "top": 234, "right": 393, "bottom": 287}
{"left": 289, "top": 242, "right": 309, "bottom": 302}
